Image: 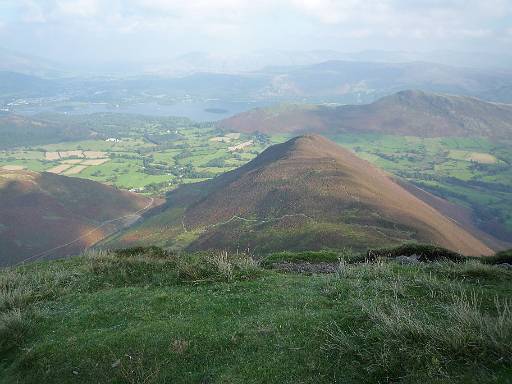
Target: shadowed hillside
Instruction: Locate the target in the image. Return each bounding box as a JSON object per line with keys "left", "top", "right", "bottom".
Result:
{"left": 0, "top": 170, "right": 154, "bottom": 266}
{"left": 219, "top": 90, "right": 512, "bottom": 139}
{"left": 0, "top": 114, "right": 95, "bottom": 149}
{"left": 109, "top": 135, "right": 492, "bottom": 256}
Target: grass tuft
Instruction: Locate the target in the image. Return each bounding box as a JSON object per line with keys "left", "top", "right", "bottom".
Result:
{"left": 0, "top": 308, "right": 27, "bottom": 354}
{"left": 367, "top": 243, "right": 464, "bottom": 262}
{"left": 323, "top": 260, "right": 512, "bottom": 382}
{"left": 262, "top": 249, "right": 354, "bottom": 266}
{"left": 483, "top": 249, "right": 512, "bottom": 265}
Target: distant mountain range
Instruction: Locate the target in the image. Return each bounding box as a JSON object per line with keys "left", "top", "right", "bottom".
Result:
{"left": 5, "top": 47, "right": 512, "bottom": 76}
{"left": 0, "top": 170, "right": 154, "bottom": 266}
{"left": 108, "top": 135, "right": 493, "bottom": 256}
{"left": 253, "top": 61, "right": 512, "bottom": 103}
{"left": 219, "top": 90, "right": 512, "bottom": 139}
{"left": 2, "top": 59, "right": 512, "bottom": 104}
{"left": 0, "top": 47, "right": 63, "bottom": 77}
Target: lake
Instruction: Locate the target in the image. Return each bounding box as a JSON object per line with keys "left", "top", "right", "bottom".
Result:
{"left": 12, "top": 100, "right": 272, "bottom": 122}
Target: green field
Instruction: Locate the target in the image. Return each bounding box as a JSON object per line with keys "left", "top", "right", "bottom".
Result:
{"left": 0, "top": 114, "right": 277, "bottom": 194}
{"left": 328, "top": 133, "right": 512, "bottom": 235}
{"left": 0, "top": 248, "right": 511, "bottom": 383}
{"left": 1, "top": 113, "right": 511, "bottom": 237}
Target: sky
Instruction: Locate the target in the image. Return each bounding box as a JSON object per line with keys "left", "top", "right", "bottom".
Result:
{"left": 0, "top": 0, "right": 511, "bottom": 65}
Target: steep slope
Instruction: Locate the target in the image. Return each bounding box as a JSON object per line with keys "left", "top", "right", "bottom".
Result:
{"left": 0, "top": 170, "right": 154, "bottom": 266}
{"left": 110, "top": 135, "right": 492, "bottom": 256}
{"left": 219, "top": 90, "right": 512, "bottom": 139}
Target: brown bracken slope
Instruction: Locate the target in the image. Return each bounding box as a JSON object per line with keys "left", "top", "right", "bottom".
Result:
{"left": 218, "top": 90, "right": 512, "bottom": 139}
{"left": 111, "top": 135, "right": 493, "bottom": 256}
{"left": 0, "top": 170, "right": 153, "bottom": 266}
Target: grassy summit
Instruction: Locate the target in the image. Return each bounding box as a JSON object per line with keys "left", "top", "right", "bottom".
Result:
{"left": 1, "top": 247, "right": 511, "bottom": 383}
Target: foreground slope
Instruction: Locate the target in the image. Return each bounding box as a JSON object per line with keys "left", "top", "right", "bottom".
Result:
{"left": 219, "top": 90, "right": 512, "bottom": 139}
{"left": 110, "top": 135, "right": 492, "bottom": 256}
{"left": 0, "top": 170, "right": 153, "bottom": 266}
{"left": 1, "top": 249, "right": 511, "bottom": 383}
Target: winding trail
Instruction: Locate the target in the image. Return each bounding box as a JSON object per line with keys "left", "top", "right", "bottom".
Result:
{"left": 182, "top": 212, "right": 315, "bottom": 233}
{"left": 15, "top": 198, "right": 155, "bottom": 266}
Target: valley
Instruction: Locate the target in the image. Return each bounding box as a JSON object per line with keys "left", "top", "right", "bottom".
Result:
{"left": 1, "top": 90, "right": 512, "bottom": 262}
{"left": 2, "top": 3, "right": 512, "bottom": 383}
{"left": 106, "top": 135, "right": 494, "bottom": 255}
{"left": 0, "top": 113, "right": 275, "bottom": 195}
{"left": 329, "top": 133, "right": 512, "bottom": 243}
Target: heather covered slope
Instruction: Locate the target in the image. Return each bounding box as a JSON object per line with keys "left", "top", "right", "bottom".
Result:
{"left": 0, "top": 170, "right": 153, "bottom": 266}
{"left": 109, "top": 135, "right": 492, "bottom": 256}
{"left": 219, "top": 90, "right": 512, "bottom": 139}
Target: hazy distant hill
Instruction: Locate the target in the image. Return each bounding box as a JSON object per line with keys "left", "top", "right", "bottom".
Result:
{"left": 109, "top": 135, "right": 492, "bottom": 256}
{"left": 0, "top": 114, "right": 95, "bottom": 149}
{"left": 480, "top": 85, "right": 512, "bottom": 104}
{"left": 0, "top": 170, "right": 153, "bottom": 266}
{"left": 0, "top": 47, "right": 62, "bottom": 77}
{"left": 253, "top": 60, "right": 512, "bottom": 102}
{"left": 0, "top": 71, "right": 57, "bottom": 96}
{"left": 219, "top": 90, "right": 512, "bottom": 139}
{"left": 2, "top": 59, "right": 512, "bottom": 104}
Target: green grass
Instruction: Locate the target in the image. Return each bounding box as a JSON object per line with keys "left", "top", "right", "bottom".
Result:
{"left": 367, "top": 243, "right": 464, "bottom": 262}
{"left": 1, "top": 248, "right": 511, "bottom": 383}
{"left": 262, "top": 249, "right": 354, "bottom": 266}
{"left": 2, "top": 114, "right": 511, "bottom": 233}
{"left": 483, "top": 249, "right": 512, "bottom": 265}
{"left": 330, "top": 133, "right": 512, "bottom": 234}
{"left": 0, "top": 119, "right": 277, "bottom": 194}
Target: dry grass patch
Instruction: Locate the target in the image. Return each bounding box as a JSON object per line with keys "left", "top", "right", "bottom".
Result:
{"left": 82, "top": 158, "right": 110, "bottom": 166}
{"left": 466, "top": 152, "right": 497, "bottom": 164}
{"left": 1, "top": 165, "right": 25, "bottom": 171}
{"left": 47, "top": 164, "right": 73, "bottom": 174}
{"left": 83, "top": 151, "right": 107, "bottom": 159}
{"left": 63, "top": 165, "right": 88, "bottom": 175}
{"left": 62, "top": 159, "right": 83, "bottom": 165}
{"left": 59, "top": 150, "right": 84, "bottom": 158}
{"left": 44, "top": 151, "right": 60, "bottom": 160}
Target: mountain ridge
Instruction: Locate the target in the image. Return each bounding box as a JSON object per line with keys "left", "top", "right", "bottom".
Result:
{"left": 218, "top": 90, "right": 512, "bottom": 139}
{"left": 110, "top": 135, "right": 493, "bottom": 256}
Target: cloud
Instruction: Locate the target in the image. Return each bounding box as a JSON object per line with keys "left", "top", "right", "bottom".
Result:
{"left": 1, "top": 0, "right": 511, "bottom": 63}
{"left": 19, "top": 0, "right": 48, "bottom": 23}
{"left": 56, "top": 0, "right": 101, "bottom": 18}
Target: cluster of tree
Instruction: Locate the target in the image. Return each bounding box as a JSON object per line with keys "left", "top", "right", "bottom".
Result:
{"left": 144, "top": 182, "right": 169, "bottom": 194}
{"left": 205, "top": 157, "right": 229, "bottom": 167}
{"left": 111, "top": 153, "right": 139, "bottom": 160}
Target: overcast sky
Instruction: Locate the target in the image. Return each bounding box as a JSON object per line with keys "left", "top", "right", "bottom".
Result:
{"left": 1, "top": 0, "right": 511, "bottom": 64}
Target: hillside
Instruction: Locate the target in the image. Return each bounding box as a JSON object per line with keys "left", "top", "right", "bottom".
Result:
{"left": 259, "top": 60, "right": 512, "bottom": 100}
{"left": 109, "top": 135, "right": 492, "bottom": 256}
{"left": 0, "top": 170, "right": 154, "bottom": 266}
{"left": 219, "top": 90, "right": 512, "bottom": 139}
{"left": 0, "top": 114, "right": 95, "bottom": 149}
{"left": 1, "top": 247, "right": 511, "bottom": 383}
